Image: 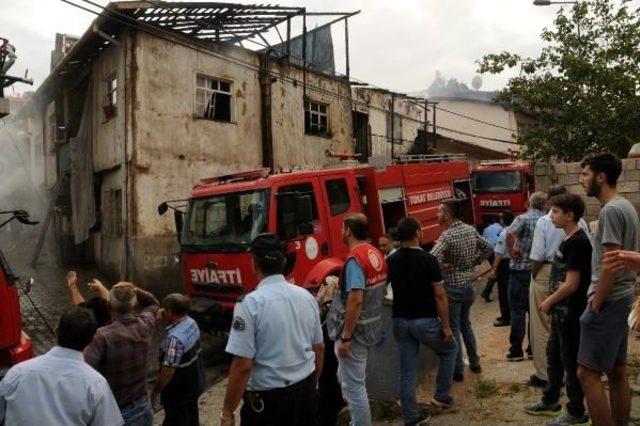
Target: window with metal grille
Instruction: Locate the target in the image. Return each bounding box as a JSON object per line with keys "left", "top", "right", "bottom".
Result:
{"left": 304, "top": 99, "right": 329, "bottom": 137}
{"left": 195, "top": 75, "right": 232, "bottom": 122}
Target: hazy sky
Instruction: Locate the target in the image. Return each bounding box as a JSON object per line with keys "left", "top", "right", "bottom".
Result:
{"left": 1, "top": 0, "right": 575, "bottom": 96}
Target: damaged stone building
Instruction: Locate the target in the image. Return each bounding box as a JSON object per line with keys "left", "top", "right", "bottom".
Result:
{"left": 25, "top": 2, "right": 358, "bottom": 293}
{"left": 18, "top": 1, "right": 526, "bottom": 293}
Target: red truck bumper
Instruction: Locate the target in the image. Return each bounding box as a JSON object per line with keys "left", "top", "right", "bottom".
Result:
{"left": 0, "top": 332, "right": 33, "bottom": 368}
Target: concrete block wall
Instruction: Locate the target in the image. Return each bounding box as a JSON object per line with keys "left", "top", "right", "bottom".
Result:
{"left": 535, "top": 159, "right": 640, "bottom": 223}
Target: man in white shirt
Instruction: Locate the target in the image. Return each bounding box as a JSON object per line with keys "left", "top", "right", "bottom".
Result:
{"left": 528, "top": 185, "right": 589, "bottom": 388}
{"left": 0, "top": 307, "right": 123, "bottom": 425}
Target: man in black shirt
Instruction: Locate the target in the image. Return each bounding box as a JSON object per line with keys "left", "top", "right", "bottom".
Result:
{"left": 523, "top": 193, "right": 591, "bottom": 425}
{"left": 388, "top": 217, "right": 457, "bottom": 425}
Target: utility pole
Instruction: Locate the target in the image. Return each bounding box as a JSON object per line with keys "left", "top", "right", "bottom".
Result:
{"left": 432, "top": 103, "right": 437, "bottom": 148}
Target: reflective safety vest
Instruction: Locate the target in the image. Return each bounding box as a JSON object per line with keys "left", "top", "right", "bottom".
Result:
{"left": 327, "top": 243, "right": 388, "bottom": 346}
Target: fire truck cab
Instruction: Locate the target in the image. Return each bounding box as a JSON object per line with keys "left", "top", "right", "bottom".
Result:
{"left": 160, "top": 155, "right": 473, "bottom": 329}
{"left": 471, "top": 161, "right": 535, "bottom": 229}
{"left": 0, "top": 210, "right": 37, "bottom": 368}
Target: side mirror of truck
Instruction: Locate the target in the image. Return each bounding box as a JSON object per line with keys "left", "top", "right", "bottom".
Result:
{"left": 296, "top": 195, "right": 314, "bottom": 236}
{"left": 158, "top": 202, "right": 169, "bottom": 215}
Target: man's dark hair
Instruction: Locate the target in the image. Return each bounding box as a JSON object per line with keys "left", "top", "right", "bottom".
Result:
{"left": 442, "top": 199, "right": 463, "bottom": 220}
{"left": 501, "top": 210, "right": 515, "bottom": 227}
{"left": 251, "top": 233, "right": 285, "bottom": 275}
{"left": 344, "top": 213, "right": 368, "bottom": 240}
{"left": 57, "top": 307, "right": 98, "bottom": 351}
{"left": 396, "top": 217, "right": 421, "bottom": 242}
{"left": 162, "top": 293, "right": 190, "bottom": 316}
{"left": 549, "top": 193, "right": 585, "bottom": 222}
{"left": 580, "top": 152, "right": 622, "bottom": 186}
{"left": 79, "top": 297, "right": 111, "bottom": 327}
{"left": 547, "top": 185, "right": 567, "bottom": 199}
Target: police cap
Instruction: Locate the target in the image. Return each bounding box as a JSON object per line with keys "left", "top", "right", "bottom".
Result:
{"left": 250, "top": 233, "right": 285, "bottom": 261}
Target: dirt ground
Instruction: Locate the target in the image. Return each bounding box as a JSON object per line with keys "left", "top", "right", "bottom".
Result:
{"left": 412, "top": 280, "right": 640, "bottom": 426}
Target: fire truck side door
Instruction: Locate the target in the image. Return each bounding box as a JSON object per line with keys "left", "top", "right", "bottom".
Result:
{"left": 274, "top": 180, "right": 329, "bottom": 286}
{"left": 319, "top": 176, "right": 361, "bottom": 261}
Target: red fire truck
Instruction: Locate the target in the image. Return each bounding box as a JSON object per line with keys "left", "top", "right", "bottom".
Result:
{"left": 0, "top": 210, "right": 37, "bottom": 368}
{"left": 159, "top": 155, "right": 473, "bottom": 328}
{"left": 471, "top": 161, "right": 535, "bottom": 229}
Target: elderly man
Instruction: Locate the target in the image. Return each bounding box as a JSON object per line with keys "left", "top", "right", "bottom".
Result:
{"left": 527, "top": 186, "right": 590, "bottom": 388}
{"left": 151, "top": 294, "right": 205, "bottom": 426}
{"left": 84, "top": 281, "right": 159, "bottom": 426}
{"left": 0, "top": 307, "right": 123, "bottom": 425}
{"left": 222, "top": 234, "right": 324, "bottom": 425}
{"left": 505, "top": 191, "right": 547, "bottom": 362}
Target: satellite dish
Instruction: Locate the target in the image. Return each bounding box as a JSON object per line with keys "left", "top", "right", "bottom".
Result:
{"left": 472, "top": 75, "right": 483, "bottom": 90}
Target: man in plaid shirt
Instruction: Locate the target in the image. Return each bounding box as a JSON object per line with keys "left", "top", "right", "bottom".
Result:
{"left": 431, "top": 199, "right": 493, "bottom": 381}
{"left": 505, "top": 191, "right": 547, "bottom": 362}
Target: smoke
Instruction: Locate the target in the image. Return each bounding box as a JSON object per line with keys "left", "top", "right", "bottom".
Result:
{"left": 0, "top": 113, "right": 48, "bottom": 226}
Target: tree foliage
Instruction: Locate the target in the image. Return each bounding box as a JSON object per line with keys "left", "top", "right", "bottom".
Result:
{"left": 477, "top": 0, "right": 640, "bottom": 161}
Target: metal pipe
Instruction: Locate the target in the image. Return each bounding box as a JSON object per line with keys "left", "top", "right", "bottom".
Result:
{"left": 344, "top": 18, "right": 350, "bottom": 79}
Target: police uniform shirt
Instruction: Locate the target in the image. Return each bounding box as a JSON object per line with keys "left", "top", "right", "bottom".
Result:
{"left": 225, "top": 274, "right": 323, "bottom": 391}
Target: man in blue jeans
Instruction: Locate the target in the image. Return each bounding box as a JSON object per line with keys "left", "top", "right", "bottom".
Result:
{"left": 506, "top": 192, "right": 547, "bottom": 362}
{"left": 388, "top": 217, "right": 456, "bottom": 423}
{"left": 431, "top": 199, "right": 493, "bottom": 382}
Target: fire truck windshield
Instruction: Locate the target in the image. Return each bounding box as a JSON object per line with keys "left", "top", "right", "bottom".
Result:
{"left": 472, "top": 171, "right": 522, "bottom": 193}
{"left": 182, "top": 189, "right": 268, "bottom": 250}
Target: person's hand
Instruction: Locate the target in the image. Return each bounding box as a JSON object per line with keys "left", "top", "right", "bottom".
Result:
{"left": 538, "top": 299, "right": 552, "bottom": 315}
{"left": 490, "top": 269, "right": 498, "bottom": 280}
{"left": 220, "top": 410, "right": 235, "bottom": 426}
{"left": 442, "top": 326, "right": 453, "bottom": 342}
{"left": 442, "top": 263, "right": 454, "bottom": 272}
{"left": 603, "top": 250, "right": 640, "bottom": 272}
{"left": 66, "top": 271, "right": 77, "bottom": 288}
{"left": 590, "top": 298, "right": 603, "bottom": 314}
{"left": 337, "top": 339, "right": 351, "bottom": 358}
{"left": 512, "top": 248, "right": 523, "bottom": 261}
{"left": 149, "top": 391, "right": 160, "bottom": 412}
{"left": 88, "top": 279, "right": 106, "bottom": 293}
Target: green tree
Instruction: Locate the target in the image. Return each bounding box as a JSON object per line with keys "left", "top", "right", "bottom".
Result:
{"left": 477, "top": 0, "right": 640, "bottom": 161}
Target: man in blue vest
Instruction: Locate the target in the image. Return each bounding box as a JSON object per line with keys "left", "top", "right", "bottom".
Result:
{"left": 151, "top": 294, "right": 205, "bottom": 426}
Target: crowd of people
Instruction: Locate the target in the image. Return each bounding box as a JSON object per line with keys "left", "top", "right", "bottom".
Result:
{"left": 1, "top": 151, "right": 639, "bottom": 426}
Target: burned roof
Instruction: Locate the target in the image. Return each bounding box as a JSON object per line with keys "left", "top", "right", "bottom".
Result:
{"left": 127, "top": 1, "right": 305, "bottom": 44}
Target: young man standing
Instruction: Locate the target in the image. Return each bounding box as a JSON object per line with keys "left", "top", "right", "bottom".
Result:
{"left": 431, "top": 199, "right": 493, "bottom": 381}
{"left": 523, "top": 193, "right": 591, "bottom": 425}
{"left": 388, "top": 217, "right": 456, "bottom": 423}
{"left": 577, "top": 152, "right": 638, "bottom": 426}
{"left": 327, "top": 213, "right": 388, "bottom": 426}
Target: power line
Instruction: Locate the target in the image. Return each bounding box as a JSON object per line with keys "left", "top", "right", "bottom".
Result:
{"left": 62, "top": 0, "right": 520, "bottom": 147}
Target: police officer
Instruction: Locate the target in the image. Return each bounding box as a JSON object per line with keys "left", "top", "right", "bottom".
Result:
{"left": 220, "top": 233, "right": 325, "bottom": 426}
{"left": 327, "top": 213, "right": 388, "bottom": 426}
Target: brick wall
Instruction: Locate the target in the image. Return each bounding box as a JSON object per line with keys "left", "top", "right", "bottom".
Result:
{"left": 535, "top": 159, "right": 640, "bottom": 223}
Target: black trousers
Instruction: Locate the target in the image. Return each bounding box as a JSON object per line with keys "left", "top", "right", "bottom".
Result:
{"left": 163, "top": 400, "right": 199, "bottom": 426}
{"left": 240, "top": 374, "right": 316, "bottom": 426}
{"left": 482, "top": 254, "right": 497, "bottom": 297}
{"left": 542, "top": 317, "right": 585, "bottom": 417}
{"left": 317, "top": 329, "right": 345, "bottom": 426}
{"left": 496, "top": 258, "right": 511, "bottom": 322}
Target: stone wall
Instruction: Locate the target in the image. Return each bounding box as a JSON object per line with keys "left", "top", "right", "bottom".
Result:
{"left": 535, "top": 159, "right": 640, "bottom": 223}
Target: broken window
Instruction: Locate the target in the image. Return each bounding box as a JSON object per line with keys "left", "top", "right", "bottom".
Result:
{"left": 195, "top": 75, "right": 233, "bottom": 122}
{"left": 304, "top": 99, "right": 329, "bottom": 137}
{"left": 103, "top": 74, "right": 117, "bottom": 121}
